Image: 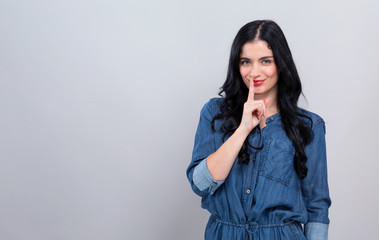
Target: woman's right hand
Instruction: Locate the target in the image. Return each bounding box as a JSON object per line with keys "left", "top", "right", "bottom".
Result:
{"left": 206, "top": 80, "right": 270, "bottom": 181}
{"left": 238, "top": 79, "right": 270, "bottom": 134}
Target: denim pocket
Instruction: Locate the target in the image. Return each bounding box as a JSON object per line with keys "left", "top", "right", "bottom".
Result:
{"left": 289, "top": 222, "right": 306, "bottom": 240}
{"left": 259, "top": 138, "right": 295, "bottom": 186}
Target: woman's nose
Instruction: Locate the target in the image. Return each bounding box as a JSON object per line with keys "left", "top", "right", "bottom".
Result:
{"left": 249, "top": 65, "right": 261, "bottom": 78}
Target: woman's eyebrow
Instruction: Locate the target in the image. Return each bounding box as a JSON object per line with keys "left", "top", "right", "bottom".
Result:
{"left": 259, "top": 56, "right": 274, "bottom": 60}
{"left": 240, "top": 56, "right": 274, "bottom": 60}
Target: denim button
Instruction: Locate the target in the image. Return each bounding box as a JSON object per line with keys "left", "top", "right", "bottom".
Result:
{"left": 257, "top": 129, "right": 260, "bottom": 133}
{"left": 246, "top": 189, "right": 251, "bottom": 194}
{"left": 245, "top": 222, "right": 258, "bottom": 234}
{"left": 270, "top": 116, "right": 274, "bottom": 121}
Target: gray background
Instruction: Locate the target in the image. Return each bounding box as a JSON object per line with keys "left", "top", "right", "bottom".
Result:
{"left": 1, "top": 0, "right": 378, "bottom": 239}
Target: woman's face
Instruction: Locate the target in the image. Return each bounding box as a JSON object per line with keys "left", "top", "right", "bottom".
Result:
{"left": 239, "top": 40, "right": 279, "bottom": 100}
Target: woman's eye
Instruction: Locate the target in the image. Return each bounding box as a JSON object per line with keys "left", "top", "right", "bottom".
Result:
{"left": 241, "top": 60, "right": 250, "bottom": 65}
{"left": 262, "top": 60, "right": 271, "bottom": 64}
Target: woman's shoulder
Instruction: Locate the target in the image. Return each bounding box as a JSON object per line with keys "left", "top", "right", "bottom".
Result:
{"left": 297, "top": 108, "right": 325, "bottom": 129}
{"left": 200, "top": 97, "right": 223, "bottom": 116}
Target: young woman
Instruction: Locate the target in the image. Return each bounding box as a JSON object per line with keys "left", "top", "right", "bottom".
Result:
{"left": 186, "top": 20, "right": 331, "bottom": 240}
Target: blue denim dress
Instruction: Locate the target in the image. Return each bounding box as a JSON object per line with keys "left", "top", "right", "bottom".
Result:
{"left": 187, "top": 98, "right": 331, "bottom": 240}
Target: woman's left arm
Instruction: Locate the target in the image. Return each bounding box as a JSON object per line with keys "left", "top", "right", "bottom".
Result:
{"left": 301, "top": 119, "right": 332, "bottom": 240}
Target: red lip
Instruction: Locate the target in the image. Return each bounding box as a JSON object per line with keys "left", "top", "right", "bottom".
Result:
{"left": 253, "top": 80, "right": 264, "bottom": 86}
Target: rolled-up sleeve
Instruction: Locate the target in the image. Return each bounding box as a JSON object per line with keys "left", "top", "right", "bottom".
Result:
{"left": 301, "top": 119, "right": 332, "bottom": 239}
{"left": 186, "top": 99, "right": 224, "bottom": 197}
{"left": 305, "top": 222, "right": 329, "bottom": 240}
{"left": 193, "top": 158, "right": 224, "bottom": 194}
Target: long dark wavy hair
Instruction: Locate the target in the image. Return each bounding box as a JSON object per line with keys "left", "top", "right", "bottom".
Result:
{"left": 211, "top": 20, "right": 312, "bottom": 179}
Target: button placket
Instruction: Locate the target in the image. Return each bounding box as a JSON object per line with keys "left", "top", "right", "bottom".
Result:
{"left": 242, "top": 158, "right": 254, "bottom": 208}
{"left": 243, "top": 128, "right": 264, "bottom": 213}
{"left": 244, "top": 126, "right": 266, "bottom": 218}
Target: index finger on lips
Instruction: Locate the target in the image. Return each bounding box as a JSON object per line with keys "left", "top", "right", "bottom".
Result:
{"left": 248, "top": 79, "right": 254, "bottom": 101}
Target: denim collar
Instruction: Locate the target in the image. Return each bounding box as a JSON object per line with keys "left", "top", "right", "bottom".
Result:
{"left": 265, "top": 112, "right": 281, "bottom": 124}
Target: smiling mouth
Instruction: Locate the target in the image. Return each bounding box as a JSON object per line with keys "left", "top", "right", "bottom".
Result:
{"left": 253, "top": 80, "right": 264, "bottom": 86}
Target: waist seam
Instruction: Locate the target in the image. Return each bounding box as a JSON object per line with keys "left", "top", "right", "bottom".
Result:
{"left": 210, "top": 215, "right": 295, "bottom": 228}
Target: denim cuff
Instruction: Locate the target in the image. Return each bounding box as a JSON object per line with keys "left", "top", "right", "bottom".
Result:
{"left": 305, "top": 222, "right": 329, "bottom": 240}
{"left": 193, "top": 158, "right": 224, "bottom": 195}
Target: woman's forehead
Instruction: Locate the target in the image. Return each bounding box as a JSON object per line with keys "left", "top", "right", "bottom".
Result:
{"left": 240, "top": 40, "right": 273, "bottom": 58}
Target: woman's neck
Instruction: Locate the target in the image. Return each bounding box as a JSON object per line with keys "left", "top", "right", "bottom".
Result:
{"left": 255, "top": 94, "right": 278, "bottom": 115}
{"left": 257, "top": 95, "right": 279, "bottom": 129}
